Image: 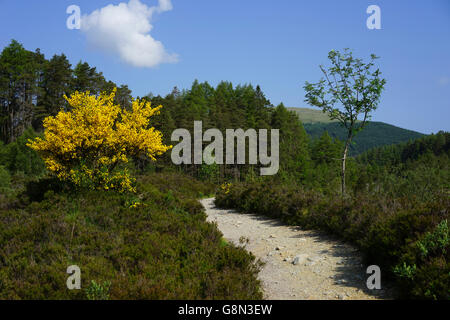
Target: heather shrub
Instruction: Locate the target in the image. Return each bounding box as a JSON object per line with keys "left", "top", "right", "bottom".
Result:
{"left": 216, "top": 180, "right": 449, "bottom": 299}
{"left": 0, "top": 128, "right": 45, "bottom": 176}
{"left": 0, "top": 165, "right": 11, "bottom": 194}
{"left": 0, "top": 173, "right": 262, "bottom": 299}
{"left": 393, "top": 219, "right": 449, "bottom": 299}
{"left": 85, "top": 280, "right": 112, "bottom": 300}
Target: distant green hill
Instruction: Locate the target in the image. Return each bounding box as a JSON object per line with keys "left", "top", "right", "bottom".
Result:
{"left": 286, "top": 107, "right": 339, "bottom": 124}
{"left": 287, "top": 107, "right": 425, "bottom": 155}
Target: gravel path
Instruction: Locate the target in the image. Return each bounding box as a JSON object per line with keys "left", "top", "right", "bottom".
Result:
{"left": 201, "top": 198, "right": 392, "bottom": 300}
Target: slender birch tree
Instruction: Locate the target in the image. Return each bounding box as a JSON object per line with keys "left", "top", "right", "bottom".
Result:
{"left": 304, "top": 49, "right": 386, "bottom": 195}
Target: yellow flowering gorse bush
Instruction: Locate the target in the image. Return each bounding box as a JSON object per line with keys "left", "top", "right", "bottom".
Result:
{"left": 220, "top": 182, "right": 232, "bottom": 195}
{"left": 28, "top": 88, "right": 171, "bottom": 192}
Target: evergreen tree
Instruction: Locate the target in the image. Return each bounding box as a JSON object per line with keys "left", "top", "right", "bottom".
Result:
{"left": 34, "top": 54, "right": 73, "bottom": 129}
{"left": 115, "top": 84, "right": 132, "bottom": 110}
{"left": 0, "top": 40, "right": 42, "bottom": 143}
{"left": 271, "top": 103, "right": 310, "bottom": 181}
{"left": 72, "top": 61, "right": 106, "bottom": 95}
{"left": 311, "top": 131, "right": 342, "bottom": 165}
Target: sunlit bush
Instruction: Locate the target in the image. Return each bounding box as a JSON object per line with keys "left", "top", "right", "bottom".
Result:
{"left": 28, "top": 88, "right": 171, "bottom": 192}
{"left": 216, "top": 180, "right": 449, "bottom": 299}
{"left": 0, "top": 173, "right": 262, "bottom": 299}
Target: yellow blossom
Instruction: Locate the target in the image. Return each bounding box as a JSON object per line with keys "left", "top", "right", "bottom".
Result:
{"left": 28, "top": 88, "right": 171, "bottom": 192}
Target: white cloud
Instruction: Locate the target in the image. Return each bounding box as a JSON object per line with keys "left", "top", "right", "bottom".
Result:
{"left": 80, "top": 0, "right": 178, "bottom": 68}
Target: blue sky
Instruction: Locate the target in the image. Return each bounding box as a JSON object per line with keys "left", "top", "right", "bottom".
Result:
{"left": 0, "top": 0, "right": 449, "bottom": 134}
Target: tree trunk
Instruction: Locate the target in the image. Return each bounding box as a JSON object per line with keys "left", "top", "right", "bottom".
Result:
{"left": 233, "top": 164, "right": 240, "bottom": 182}
{"left": 341, "top": 131, "right": 352, "bottom": 196}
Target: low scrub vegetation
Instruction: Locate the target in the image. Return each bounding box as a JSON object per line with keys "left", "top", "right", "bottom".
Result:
{"left": 0, "top": 173, "right": 262, "bottom": 299}
{"left": 216, "top": 180, "right": 449, "bottom": 299}
{"left": 215, "top": 132, "right": 449, "bottom": 299}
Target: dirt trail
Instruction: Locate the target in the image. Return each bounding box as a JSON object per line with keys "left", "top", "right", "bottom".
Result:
{"left": 201, "top": 198, "right": 392, "bottom": 300}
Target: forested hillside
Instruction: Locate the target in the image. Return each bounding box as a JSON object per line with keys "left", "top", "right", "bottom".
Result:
{"left": 288, "top": 108, "right": 425, "bottom": 155}
{"left": 287, "top": 107, "right": 338, "bottom": 124}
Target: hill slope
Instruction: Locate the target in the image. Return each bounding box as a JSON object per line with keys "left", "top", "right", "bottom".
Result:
{"left": 288, "top": 107, "right": 425, "bottom": 155}
{"left": 286, "top": 107, "right": 339, "bottom": 124}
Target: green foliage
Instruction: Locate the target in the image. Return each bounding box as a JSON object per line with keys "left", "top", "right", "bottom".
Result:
{"left": 216, "top": 179, "right": 449, "bottom": 299}
{"left": 304, "top": 121, "right": 424, "bottom": 156}
{"left": 34, "top": 53, "right": 73, "bottom": 128}
{"left": 0, "top": 128, "right": 45, "bottom": 176}
{"left": 392, "top": 219, "right": 449, "bottom": 299}
{"left": 198, "top": 162, "right": 220, "bottom": 183}
{"left": 85, "top": 280, "right": 112, "bottom": 300}
{"left": 417, "top": 220, "right": 449, "bottom": 258}
{"left": 144, "top": 80, "right": 279, "bottom": 181}
{"left": 311, "top": 131, "right": 342, "bottom": 164}
{"left": 304, "top": 49, "right": 387, "bottom": 194}
{"left": 0, "top": 40, "right": 45, "bottom": 143}
{"left": 393, "top": 263, "right": 416, "bottom": 280}
{"left": 356, "top": 131, "right": 449, "bottom": 201}
{"left": 359, "top": 131, "right": 449, "bottom": 166}
{"left": 304, "top": 49, "right": 386, "bottom": 132}
{"left": 289, "top": 107, "right": 425, "bottom": 156}
{"left": 1, "top": 40, "right": 134, "bottom": 144}
{"left": 0, "top": 165, "right": 11, "bottom": 193}
{"left": 0, "top": 173, "right": 262, "bottom": 299}
{"left": 271, "top": 103, "right": 310, "bottom": 182}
